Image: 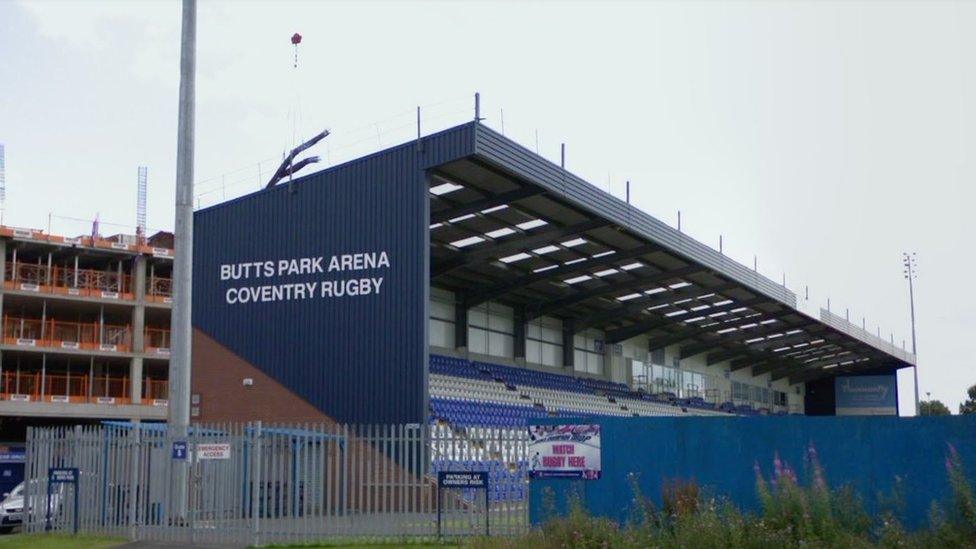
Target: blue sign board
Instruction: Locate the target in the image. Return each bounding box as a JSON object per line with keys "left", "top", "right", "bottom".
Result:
{"left": 48, "top": 467, "right": 78, "bottom": 483}
{"left": 436, "top": 471, "right": 490, "bottom": 537}
{"left": 835, "top": 375, "right": 897, "bottom": 415}
{"left": 46, "top": 467, "right": 79, "bottom": 534}
{"left": 172, "top": 441, "right": 188, "bottom": 460}
{"left": 0, "top": 447, "right": 26, "bottom": 464}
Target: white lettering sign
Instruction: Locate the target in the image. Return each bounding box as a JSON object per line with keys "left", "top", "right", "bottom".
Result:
{"left": 196, "top": 443, "right": 231, "bottom": 460}
{"left": 220, "top": 251, "right": 391, "bottom": 306}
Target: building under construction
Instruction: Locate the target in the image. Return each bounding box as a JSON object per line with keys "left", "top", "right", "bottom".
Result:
{"left": 0, "top": 225, "right": 173, "bottom": 438}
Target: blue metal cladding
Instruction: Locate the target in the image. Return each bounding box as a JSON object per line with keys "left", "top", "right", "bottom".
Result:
{"left": 193, "top": 124, "right": 475, "bottom": 424}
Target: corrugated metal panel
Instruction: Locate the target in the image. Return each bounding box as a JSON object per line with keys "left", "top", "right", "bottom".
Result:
{"left": 819, "top": 309, "right": 916, "bottom": 365}
{"left": 472, "top": 123, "right": 797, "bottom": 308}
{"left": 193, "top": 125, "right": 475, "bottom": 424}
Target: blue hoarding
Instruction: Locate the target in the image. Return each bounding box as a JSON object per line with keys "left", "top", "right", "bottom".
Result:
{"left": 834, "top": 374, "right": 897, "bottom": 416}
{"left": 530, "top": 415, "right": 976, "bottom": 530}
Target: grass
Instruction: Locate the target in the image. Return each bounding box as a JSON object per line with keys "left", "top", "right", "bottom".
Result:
{"left": 0, "top": 533, "right": 126, "bottom": 548}
{"left": 268, "top": 543, "right": 459, "bottom": 548}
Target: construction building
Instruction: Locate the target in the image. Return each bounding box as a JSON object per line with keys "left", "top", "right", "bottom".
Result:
{"left": 0, "top": 225, "right": 173, "bottom": 438}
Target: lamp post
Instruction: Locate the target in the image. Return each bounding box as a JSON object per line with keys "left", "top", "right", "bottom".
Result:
{"left": 169, "top": 0, "right": 196, "bottom": 519}
{"left": 903, "top": 252, "right": 919, "bottom": 416}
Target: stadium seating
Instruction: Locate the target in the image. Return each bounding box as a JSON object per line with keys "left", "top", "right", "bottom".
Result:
{"left": 428, "top": 354, "right": 732, "bottom": 427}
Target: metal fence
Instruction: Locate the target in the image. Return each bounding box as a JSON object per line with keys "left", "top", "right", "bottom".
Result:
{"left": 25, "top": 421, "right": 529, "bottom": 545}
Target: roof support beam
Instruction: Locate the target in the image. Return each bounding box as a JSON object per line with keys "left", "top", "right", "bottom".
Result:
{"left": 527, "top": 264, "right": 703, "bottom": 321}
{"left": 430, "top": 185, "right": 544, "bottom": 225}
{"left": 707, "top": 348, "right": 749, "bottom": 366}
{"left": 604, "top": 295, "right": 768, "bottom": 345}
{"left": 768, "top": 352, "right": 861, "bottom": 381}
{"left": 649, "top": 309, "right": 792, "bottom": 353}
{"left": 574, "top": 281, "right": 745, "bottom": 332}
{"left": 749, "top": 345, "right": 843, "bottom": 376}
{"left": 464, "top": 243, "right": 662, "bottom": 308}
{"left": 678, "top": 314, "right": 807, "bottom": 360}
{"left": 454, "top": 300, "right": 468, "bottom": 350}
{"left": 562, "top": 320, "right": 575, "bottom": 369}
{"left": 433, "top": 218, "right": 608, "bottom": 278}
{"left": 787, "top": 358, "right": 887, "bottom": 385}
{"left": 723, "top": 336, "right": 838, "bottom": 375}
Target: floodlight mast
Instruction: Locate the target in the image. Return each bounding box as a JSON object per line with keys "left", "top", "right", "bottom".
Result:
{"left": 903, "top": 252, "right": 919, "bottom": 416}
{"left": 169, "top": 0, "right": 196, "bottom": 519}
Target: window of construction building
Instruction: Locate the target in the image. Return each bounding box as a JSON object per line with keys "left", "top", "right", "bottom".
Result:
{"left": 526, "top": 316, "right": 562, "bottom": 367}
{"left": 467, "top": 301, "right": 514, "bottom": 359}
{"left": 429, "top": 288, "right": 455, "bottom": 348}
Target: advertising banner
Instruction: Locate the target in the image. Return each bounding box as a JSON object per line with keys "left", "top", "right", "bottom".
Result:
{"left": 528, "top": 424, "right": 601, "bottom": 479}
{"left": 835, "top": 375, "right": 897, "bottom": 416}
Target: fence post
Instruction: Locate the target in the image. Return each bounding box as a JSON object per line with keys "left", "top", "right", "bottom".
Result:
{"left": 251, "top": 420, "right": 262, "bottom": 547}
{"left": 128, "top": 423, "right": 139, "bottom": 540}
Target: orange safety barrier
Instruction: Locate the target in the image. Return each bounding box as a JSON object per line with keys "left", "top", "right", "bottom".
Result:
{"left": 90, "top": 375, "right": 130, "bottom": 404}
{"left": 2, "top": 316, "right": 43, "bottom": 345}
{"left": 0, "top": 371, "right": 41, "bottom": 401}
{"left": 144, "top": 328, "right": 171, "bottom": 354}
{"left": 0, "top": 356, "right": 168, "bottom": 405}
{"left": 2, "top": 315, "right": 132, "bottom": 352}
{"left": 144, "top": 379, "right": 169, "bottom": 400}
{"left": 4, "top": 263, "right": 134, "bottom": 300}
{"left": 43, "top": 374, "right": 89, "bottom": 403}
{"left": 0, "top": 225, "right": 173, "bottom": 257}
{"left": 147, "top": 277, "right": 173, "bottom": 303}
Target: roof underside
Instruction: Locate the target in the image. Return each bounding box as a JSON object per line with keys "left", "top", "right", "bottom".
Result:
{"left": 428, "top": 123, "right": 915, "bottom": 385}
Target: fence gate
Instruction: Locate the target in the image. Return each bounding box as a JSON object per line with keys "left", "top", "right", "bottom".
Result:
{"left": 24, "top": 422, "right": 529, "bottom": 545}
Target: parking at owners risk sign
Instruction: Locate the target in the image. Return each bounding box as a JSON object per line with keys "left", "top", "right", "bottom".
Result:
{"left": 527, "top": 424, "right": 601, "bottom": 480}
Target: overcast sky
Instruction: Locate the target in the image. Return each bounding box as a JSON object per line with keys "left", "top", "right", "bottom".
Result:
{"left": 2, "top": 1, "right": 973, "bottom": 413}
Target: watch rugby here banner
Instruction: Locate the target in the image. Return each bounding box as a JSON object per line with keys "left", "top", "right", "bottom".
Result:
{"left": 528, "top": 424, "right": 602, "bottom": 480}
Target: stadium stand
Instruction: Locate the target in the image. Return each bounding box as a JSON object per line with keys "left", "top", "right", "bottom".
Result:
{"left": 428, "top": 354, "right": 735, "bottom": 428}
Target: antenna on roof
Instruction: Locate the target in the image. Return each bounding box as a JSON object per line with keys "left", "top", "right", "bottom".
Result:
{"left": 136, "top": 166, "right": 148, "bottom": 244}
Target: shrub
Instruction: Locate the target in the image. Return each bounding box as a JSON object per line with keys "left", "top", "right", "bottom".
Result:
{"left": 487, "top": 443, "right": 976, "bottom": 549}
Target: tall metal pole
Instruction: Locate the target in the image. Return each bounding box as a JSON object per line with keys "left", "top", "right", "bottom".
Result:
{"left": 169, "top": 0, "right": 196, "bottom": 518}
{"left": 904, "top": 252, "right": 919, "bottom": 415}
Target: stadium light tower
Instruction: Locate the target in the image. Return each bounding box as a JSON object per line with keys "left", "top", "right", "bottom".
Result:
{"left": 903, "top": 252, "right": 919, "bottom": 415}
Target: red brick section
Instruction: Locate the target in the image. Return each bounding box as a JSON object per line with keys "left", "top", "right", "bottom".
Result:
{"left": 191, "top": 329, "right": 438, "bottom": 511}
{"left": 191, "top": 328, "right": 337, "bottom": 424}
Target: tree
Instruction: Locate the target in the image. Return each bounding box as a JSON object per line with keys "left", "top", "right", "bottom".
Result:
{"left": 960, "top": 384, "right": 976, "bottom": 415}
{"left": 920, "top": 400, "right": 951, "bottom": 416}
